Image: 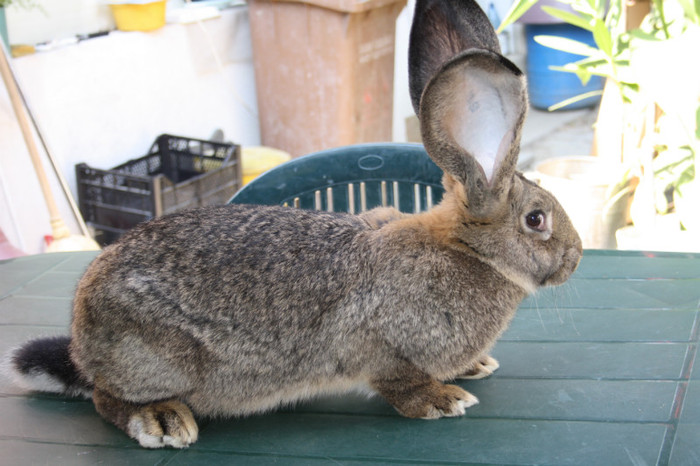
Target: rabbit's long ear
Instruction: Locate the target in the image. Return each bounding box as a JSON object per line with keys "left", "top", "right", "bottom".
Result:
{"left": 419, "top": 51, "right": 527, "bottom": 218}
{"left": 408, "top": 0, "right": 501, "bottom": 114}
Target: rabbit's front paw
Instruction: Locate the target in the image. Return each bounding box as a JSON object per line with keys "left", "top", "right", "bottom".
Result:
{"left": 456, "top": 355, "right": 500, "bottom": 380}
{"left": 127, "top": 400, "right": 199, "bottom": 449}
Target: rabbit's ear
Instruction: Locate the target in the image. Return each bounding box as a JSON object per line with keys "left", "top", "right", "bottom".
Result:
{"left": 419, "top": 51, "right": 527, "bottom": 217}
{"left": 408, "top": 0, "right": 501, "bottom": 114}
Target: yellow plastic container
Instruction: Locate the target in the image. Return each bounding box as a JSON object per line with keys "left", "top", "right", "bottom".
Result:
{"left": 109, "top": 1, "right": 167, "bottom": 32}
{"left": 242, "top": 146, "right": 291, "bottom": 185}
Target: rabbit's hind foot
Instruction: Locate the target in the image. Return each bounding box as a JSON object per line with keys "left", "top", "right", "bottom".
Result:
{"left": 93, "top": 388, "right": 198, "bottom": 449}
{"left": 126, "top": 400, "right": 198, "bottom": 449}
{"left": 455, "top": 355, "right": 500, "bottom": 380}
{"left": 374, "top": 376, "right": 479, "bottom": 420}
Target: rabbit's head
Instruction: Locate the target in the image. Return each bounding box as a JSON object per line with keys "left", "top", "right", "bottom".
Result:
{"left": 410, "top": 0, "right": 582, "bottom": 291}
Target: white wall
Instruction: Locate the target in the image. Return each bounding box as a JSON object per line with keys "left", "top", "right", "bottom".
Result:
{"left": 392, "top": 0, "right": 414, "bottom": 143}
{"left": 1, "top": 0, "right": 522, "bottom": 255}
{"left": 0, "top": 6, "right": 259, "bottom": 254}
{"left": 5, "top": 0, "right": 115, "bottom": 45}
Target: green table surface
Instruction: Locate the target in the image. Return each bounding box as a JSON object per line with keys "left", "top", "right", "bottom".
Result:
{"left": 1, "top": 249, "right": 699, "bottom": 465}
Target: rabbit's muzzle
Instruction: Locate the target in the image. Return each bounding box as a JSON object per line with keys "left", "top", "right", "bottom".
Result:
{"left": 541, "top": 241, "right": 583, "bottom": 287}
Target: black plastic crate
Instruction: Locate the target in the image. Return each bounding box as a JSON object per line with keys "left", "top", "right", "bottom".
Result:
{"left": 76, "top": 134, "right": 242, "bottom": 246}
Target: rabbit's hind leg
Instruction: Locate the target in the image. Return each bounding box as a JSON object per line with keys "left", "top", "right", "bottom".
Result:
{"left": 372, "top": 366, "right": 479, "bottom": 419}
{"left": 93, "top": 387, "right": 198, "bottom": 448}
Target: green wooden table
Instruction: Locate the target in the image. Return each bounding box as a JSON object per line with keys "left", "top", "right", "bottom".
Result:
{"left": 1, "top": 250, "right": 698, "bottom": 465}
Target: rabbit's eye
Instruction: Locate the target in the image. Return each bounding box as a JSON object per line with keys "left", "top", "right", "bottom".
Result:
{"left": 525, "top": 210, "right": 546, "bottom": 231}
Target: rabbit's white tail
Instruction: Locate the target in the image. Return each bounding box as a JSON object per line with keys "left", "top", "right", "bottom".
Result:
{"left": 4, "top": 336, "right": 93, "bottom": 398}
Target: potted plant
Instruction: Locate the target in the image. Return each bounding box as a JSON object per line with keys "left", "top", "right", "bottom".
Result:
{"left": 500, "top": 0, "right": 699, "bottom": 251}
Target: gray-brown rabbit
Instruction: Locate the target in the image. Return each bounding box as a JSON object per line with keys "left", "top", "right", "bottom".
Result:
{"left": 6, "top": 0, "right": 582, "bottom": 449}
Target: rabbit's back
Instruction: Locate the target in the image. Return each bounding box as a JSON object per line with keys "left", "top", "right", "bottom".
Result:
{"left": 79, "top": 204, "right": 370, "bottom": 322}
{"left": 70, "top": 204, "right": 375, "bottom": 414}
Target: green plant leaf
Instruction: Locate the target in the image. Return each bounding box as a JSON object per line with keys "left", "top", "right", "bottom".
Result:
{"left": 570, "top": 54, "right": 611, "bottom": 69}
{"left": 541, "top": 6, "right": 595, "bottom": 31}
{"left": 652, "top": 0, "right": 673, "bottom": 38}
{"left": 628, "top": 29, "right": 664, "bottom": 41}
{"left": 676, "top": 0, "right": 693, "bottom": 20}
{"left": 604, "top": 0, "right": 625, "bottom": 35}
{"left": 549, "top": 51, "right": 619, "bottom": 79}
{"left": 597, "top": 0, "right": 611, "bottom": 18}
{"left": 568, "top": 0, "right": 599, "bottom": 18}
{"left": 574, "top": 67, "right": 592, "bottom": 84}
{"left": 593, "top": 18, "right": 614, "bottom": 57}
{"left": 619, "top": 82, "right": 640, "bottom": 103}
{"left": 534, "top": 35, "right": 600, "bottom": 57}
{"left": 547, "top": 90, "right": 604, "bottom": 111}
{"left": 676, "top": 166, "right": 696, "bottom": 187}
{"left": 497, "top": 0, "right": 539, "bottom": 32}
{"left": 549, "top": 63, "right": 595, "bottom": 84}
{"left": 654, "top": 149, "right": 694, "bottom": 174}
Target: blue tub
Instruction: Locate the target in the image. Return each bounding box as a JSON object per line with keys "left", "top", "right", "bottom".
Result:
{"left": 525, "top": 23, "right": 604, "bottom": 110}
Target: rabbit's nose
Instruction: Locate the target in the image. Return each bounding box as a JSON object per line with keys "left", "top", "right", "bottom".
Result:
{"left": 564, "top": 242, "right": 583, "bottom": 275}
{"left": 540, "top": 243, "right": 582, "bottom": 287}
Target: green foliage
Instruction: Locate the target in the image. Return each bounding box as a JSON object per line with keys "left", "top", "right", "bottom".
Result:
{"left": 500, "top": 0, "right": 699, "bottom": 231}
{"left": 500, "top": 0, "right": 699, "bottom": 101}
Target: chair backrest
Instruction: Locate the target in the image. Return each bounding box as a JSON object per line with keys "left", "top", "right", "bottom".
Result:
{"left": 229, "top": 143, "right": 445, "bottom": 214}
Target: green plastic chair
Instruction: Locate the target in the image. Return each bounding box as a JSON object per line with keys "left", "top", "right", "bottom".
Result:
{"left": 229, "top": 143, "right": 445, "bottom": 214}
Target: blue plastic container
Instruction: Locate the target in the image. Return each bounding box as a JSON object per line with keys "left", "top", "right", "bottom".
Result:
{"left": 525, "top": 23, "right": 603, "bottom": 110}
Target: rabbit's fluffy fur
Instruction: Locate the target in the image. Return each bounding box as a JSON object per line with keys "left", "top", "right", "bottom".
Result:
{"left": 6, "top": 0, "right": 582, "bottom": 449}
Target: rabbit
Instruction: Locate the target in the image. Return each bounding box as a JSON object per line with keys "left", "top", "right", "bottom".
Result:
{"left": 6, "top": 0, "right": 582, "bottom": 449}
